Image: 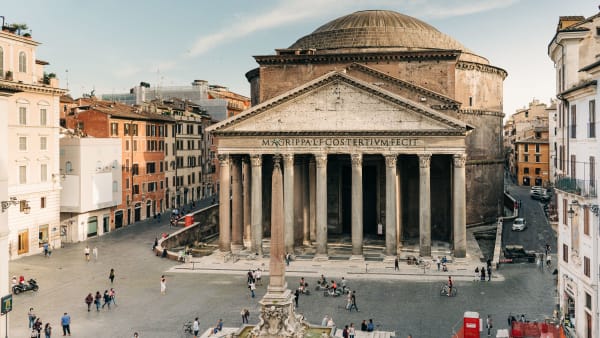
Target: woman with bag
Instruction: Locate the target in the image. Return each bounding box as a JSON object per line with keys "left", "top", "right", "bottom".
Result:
{"left": 85, "top": 293, "right": 93, "bottom": 312}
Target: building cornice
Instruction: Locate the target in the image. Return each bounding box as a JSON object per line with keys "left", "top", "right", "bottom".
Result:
{"left": 455, "top": 61, "right": 508, "bottom": 79}
{"left": 213, "top": 130, "right": 467, "bottom": 137}
{"left": 254, "top": 50, "right": 461, "bottom": 65}
{"left": 0, "top": 80, "right": 67, "bottom": 95}
{"left": 458, "top": 109, "right": 504, "bottom": 118}
{"left": 557, "top": 80, "right": 597, "bottom": 99}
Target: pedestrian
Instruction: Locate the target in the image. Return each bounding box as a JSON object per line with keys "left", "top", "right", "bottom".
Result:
{"left": 43, "top": 242, "right": 49, "bottom": 257}
{"left": 193, "top": 317, "right": 200, "bottom": 338}
{"left": 349, "top": 290, "right": 359, "bottom": 312}
{"left": 102, "top": 290, "right": 111, "bottom": 309}
{"left": 367, "top": 319, "right": 374, "bottom": 332}
{"left": 28, "top": 307, "right": 36, "bottom": 329}
{"left": 285, "top": 253, "right": 290, "bottom": 266}
{"left": 132, "top": 333, "right": 139, "bottom": 338}
{"left": 44, "top": 323, "right": 51, "bottom": 338}
{"left": 60, "top": 312, "right": 71, "bottom": 336}
{"left": 321, "top": 315, "right": 329, "bottom": 327}
{"left": 92, "top": 246, "right": 98, "bottom": 260}
{"left": 243, "top": 309, "right": 250, "bottom": 323}
{"left": 153, "top": 237, "right": 158, "bottom": 250}
{"left": 109, "top": 288, "right": 117, "bottom": 306}
{"left": 33, "top": 318, "right": 42, "bottom": 337}
{"left": 341, "top": 277, "right": 347, "bottom": 293}
{"left": 436, "top": 256, "right": 441, "bottom": 271}
{"left": 94, "top": 291, "right": 102, "bottom": 311}
{"left": 346, "top": 290, "right": 352, "bottom": 310}
{"left": 487, "top": 265, "right": 492, "bottom": 281}
{"left": 481, "top": 266, "right": 486, "bottom": 281}
{"left": 85, "top": 293, "right": 93, "bottom": 312}
{"left": 342, "top": 325, "right": 349, "bottom": 338}
{"left": 84, "top": 245, "right": 90, "bottom": 261}
{"left": 360, "top": 320, "right": 367, "bottom": 331}
{"left": 294, "top": 288, "right": 300, "bottom": 308}
{"left": 394, "top": 257, "right": 399, "bottom": 271}
{"left": 474, "top": 267, "right": 479, "bottom": 281}
{"left": 349, "top": 323, "right": 356, "bottom": 338}
{"left": 249, "top": 280, "right": 256, "bottom": 298}
{"left": 160, "top": 275, "right": 167, "bottom": 294}
{"left": 241, "top": 308, "right": 248, "bottom": 324}
{"left": 486, "top": 315, "right": 493, "bottom": 336}
{"left": 256, "top": 268, "right": 262, "bottom": 285}
{"left": 326, "top": 317, "right": 335, "bottom": 327}
{"left": 109, "top": 268, "right": 115, "bottom": 284}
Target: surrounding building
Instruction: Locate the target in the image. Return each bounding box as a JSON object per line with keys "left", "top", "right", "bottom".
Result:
{"left": 549, "top": 12, "right": 600, "bottom": 338}
{"left": 101, "top": 80, "right": 250, "bottom": 122}
{"left": 208, "top": 10, "right": 507, "bottom": 260}
{"left": 63, "top": 98, "right": 174, "bottom": 228}
{"left": 59, "top": 133, "right": 122, "bottom": 242}
{"left": 0, "top": 25, "right": 67, "bottom": 259}
{"left": 504, "top": 99, "right": 551, "bottom": 185}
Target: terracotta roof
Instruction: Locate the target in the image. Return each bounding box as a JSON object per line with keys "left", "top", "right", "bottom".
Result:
{"left": 515, "top": 138, "right": 548, "bottom": 144}
{"left": 76, "top": 98, "right": 175, "bottom": 122}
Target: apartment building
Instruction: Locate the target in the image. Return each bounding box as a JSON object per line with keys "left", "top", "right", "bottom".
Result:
{"left": 0, "top": 25, "right": 67, "bottom": 259}
{"left": 549, "top": 12, "right": 600, "bottom": 338}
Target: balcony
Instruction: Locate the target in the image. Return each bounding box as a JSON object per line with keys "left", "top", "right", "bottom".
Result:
{"left": 555, "top": 177, "right": 597, "bottom": 197}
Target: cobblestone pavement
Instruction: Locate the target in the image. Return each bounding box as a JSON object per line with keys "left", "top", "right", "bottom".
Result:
{"left": 8, "top": 200, "right": 556, "bottom": 338}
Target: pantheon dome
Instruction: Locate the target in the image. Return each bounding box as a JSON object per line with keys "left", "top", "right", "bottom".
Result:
{"left": 289, "top": 10, "right": 483, "bottom": 60}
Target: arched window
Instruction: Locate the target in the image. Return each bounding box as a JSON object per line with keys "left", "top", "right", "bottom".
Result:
{"left": 0, "top": 47, "right": 3, "bottom": 77}
{"left": 18, "top": 51, "right": 26, "bottom": 73}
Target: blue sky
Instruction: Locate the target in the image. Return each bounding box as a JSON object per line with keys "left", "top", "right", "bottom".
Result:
{"left": 2, "top": 0, "right": 599, "bottom": 117}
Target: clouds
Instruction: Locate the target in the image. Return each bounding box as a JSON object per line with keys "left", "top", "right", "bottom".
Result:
{"left": 186, "top": 0, "right": 522, "bottom": 57}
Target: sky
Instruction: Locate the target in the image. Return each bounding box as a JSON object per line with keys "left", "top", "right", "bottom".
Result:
{"left": 2, "top": 0, "right": 600, "bottom": 118}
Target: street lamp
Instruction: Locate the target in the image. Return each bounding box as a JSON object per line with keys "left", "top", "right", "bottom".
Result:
{"left": 1, "top": 197, "right": 30, "bottom": 214}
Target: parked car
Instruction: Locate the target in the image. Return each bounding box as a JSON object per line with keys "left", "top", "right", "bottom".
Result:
{"left": 530, "top": 186, "right": 551, "bottom": 201}
{"left": 503, "top": 245, "right": 536, "bottom": 263}
{"left": 512, "top": 218, "right": 526, "bottom": 231}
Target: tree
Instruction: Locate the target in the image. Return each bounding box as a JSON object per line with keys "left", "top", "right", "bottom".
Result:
{"left": 9, "top": 23, "right": 28, "bottom": 35}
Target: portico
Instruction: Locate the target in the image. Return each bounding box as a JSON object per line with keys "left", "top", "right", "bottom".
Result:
{"left": 208, "top": 71, "right": 471, "bottom": 259}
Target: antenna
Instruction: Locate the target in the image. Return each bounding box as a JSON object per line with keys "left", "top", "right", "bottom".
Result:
{"left": 65, "top": 69, "right": 69, "bottom": 90}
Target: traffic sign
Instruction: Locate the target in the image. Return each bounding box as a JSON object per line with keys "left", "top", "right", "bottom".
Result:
{"left": 1, "top": 294, "right": 12, "bottom": 315}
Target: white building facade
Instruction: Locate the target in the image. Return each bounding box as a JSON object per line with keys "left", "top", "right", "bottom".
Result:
{"left": 549, "top": 13, "right": 600, "bottom": 338}
{"left": 1, "top": 28, "right": 67, "bottom": 259}
{"left": 59, "top": 136, "right": 122, "bottom": 242}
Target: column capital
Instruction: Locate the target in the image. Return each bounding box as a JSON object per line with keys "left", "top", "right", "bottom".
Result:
{"left": 384, "top": 154, "right": 397, "bottom": 168}
{"left": 418, "top": 153, "right": 431, "bottom": 168}
{"left": 315, "top": 154, "right": 327, "bottom": 168}
{"left": 283, "top": 153, "right": 294, "bottom": 167}
{"left": 273, "top": 154, "right": 282, "bottom": 170}
{"left": 351, "top": 153, "right": 362, "bottom": 167}
{"left": 453, "top": 153, "right": 467, "bottom": 168}
{"left": 250, "top": 154, "right": 262, "bottom": 167}
{"left": 218, "top": 154, "right": 229, "bottom": 166}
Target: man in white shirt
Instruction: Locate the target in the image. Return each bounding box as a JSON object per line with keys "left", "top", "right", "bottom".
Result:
{"left": 193, "top": 317, "right": 200, "bottom": 338}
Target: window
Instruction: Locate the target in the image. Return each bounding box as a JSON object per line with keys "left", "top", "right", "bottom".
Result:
{"left": 110, "top": 123, "right": 119, "bottom": 136}
{"left": 525, "top": 111, "right": 529, "bottom": 118}
{"left": 19, "top": 107, "right": 26, "bottom": 125}
{"left": 133, "top": 185, "right": 139, "bottom": 194}
{"left": 148, "top": 182, "right": 156, "bottom": 192}
{"left": 590, "top": 157, "right": 595, "bottom": 188}
{"left": 133, "top": 140, "right": 137, "bottom": 151}
{"left": 40, "top": 164, "right": 47, "bottom": 182}
{"left": 535, "top": 144, "right": 540, "bottom": 153}
{"left": 40, "top": 197, "right": 46, "bottom": 209}
{"left": 19, "top": 165, "right": 26, "bottom": 184}
{"left": 40, "top": 136, "right": 47, "bottom": 150}
{"left": 524, "top": 155, "right": 529, "bottom": 162}
{"left": 40, "top": 108, "right": 47, "bottom": 126}
{"left": 563, "top": 244, "right": 568, "bottom": 263}
{"left": 160, "top": 161, "right": 164, "bottom": 172}
{"left": 535, "top": 168, "right": 541, "bottom": 175}
{"left": 18, "top": 137, "right": 27, "bottom": 151}
{"left": 18, "top": 51, "right": 26, "bottom": 73}
{"left": 571, "top": 155, "right": 577, "bottom": 178}
{"left": 112, "top": 181, "right": 118, "bottom": 192}
{"left": 563, "top": 199, "right": 568, "bottom": 225}
{"left": 584, "top": 206, "right": 590, "bottom": 236}
{"left": 586, "top": 293, "right": 592, "bottom": 310}
{"left": 124, "top": 124, "right": 130, "bottom": 135}
{"left": 147, "top": 162, "right": 156, "bottom": 174}
{"left": 125, "top": 140, "right": 129, "bottom": 151}
{"left": 535, "top": 155, "right": 540, "bottom": 163}
{"left": 571, "top": 104, "right": 577, "bottom": 138}
{"left": 524, "top": 144, "right": 529, "bottom": 152}
{"left": 38, "top": 225, "right": 49, "bottom": 246}
{"left": 524, "top": 167, "right": 529, "bottom": 174}
{"left": 125, "top": 178, "right": 129, "bottom": 189}
{"left": 589, "top": 100, "right": 596, "bottom": 138}
{"left": 584, "top": 256, "right": 590, "bottom": 277}
{"left": 132, "top": 164, "right": 139, "bottom": 176}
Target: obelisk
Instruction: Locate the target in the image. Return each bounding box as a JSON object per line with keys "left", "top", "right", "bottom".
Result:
{"left": 252, "top": 155, "right": 306, "bottom": 337}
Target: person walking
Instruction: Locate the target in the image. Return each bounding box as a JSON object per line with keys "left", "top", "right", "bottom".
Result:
{"left": 487, "top": 265, "right": 492, "bottom": 281}
{"left": 249, "top": 280, "right": 256, "bottom": 298}
{"left": 346, "top": 290, "right": 352, "bottom": 311}
{"left": 474, "top": 267, "right": 480, "bottom": 281}
{"left": 92, "top": 246, "right": 98, "bottom": 260}
{"left": 102, "top": 290, "right": 111, "bottom": 309}
{"left": 480, "top": 266, "right": 486, "bottom": 281}
{"left": 85, "top": 293, "right": 93, "bottom": 312}
{"left": 349, "top": 323, "right": 356, "bottom": 338}
{"left": 193, "top": 317, "right": 200, "bottom": 338}
{"left": 486, "top": 315, "right": 493, "bottom": 336}
{"left": 342, "top": 325, "right": 349, "bottom": 338}
{"left": 43, "top": 243, "right": 49, "bottom": 257}
{"left": 153, "top": 237, "right": 158, "bottom": 250}
{"left": 160, "top": 275, "right": 167, "bottom": 294}
{"left": 294, "top": 288, "right": 300, "bottom": 308}
{"left": 349, "top": 291, "right": 359, "bottom": 312}
{"left": 94, "top": 291, "right": 102, "bottom": 311}
{"left": 109, "top": 288, "right": 117, "bottom": 306}
{"left": 109, "top": 268, "right": 115, "bottom": 284}
{"left": 84, "top": 246, "right": 90, "bottom": 261}
{"left": 43, "top": 323, "right": 52, "bottom": 338}
{"left": 33, "top": 318, "right": 42, "bottom": 337}
{"left": 436, "top": 256, "right": 441, "bottom": 271}
{"left": 60, "top": 312, "right": 71, "bottom": 336}
{"left": 394, "top": 257, "right": 399, "bottom": 271}
{"left": 28, "top": 307, "right": 36, "bottom": 329}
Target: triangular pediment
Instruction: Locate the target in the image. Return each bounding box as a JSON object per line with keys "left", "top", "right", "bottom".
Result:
{"left": 208, "top": 72, "right": 469, "bottom": 135}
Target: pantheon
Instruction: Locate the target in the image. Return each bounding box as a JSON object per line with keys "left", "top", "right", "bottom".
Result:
{"left": 207, "top": 10, "right": 506, "bottom": 260}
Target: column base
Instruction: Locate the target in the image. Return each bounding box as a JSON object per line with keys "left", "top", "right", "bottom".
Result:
{"left": 313, "top": 254, "right": 329, "bottom": 262}
{"left": 302, "top": 240, "right": 312, "bottom": 246}
{"left": 251, "top": 289, "right": 308, "bottom": 338}
{"left": 349, "top": 255, "right": 365, "bottom": 261}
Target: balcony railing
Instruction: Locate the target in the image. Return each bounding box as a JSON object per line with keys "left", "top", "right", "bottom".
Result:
{"left": 555, "top": 177, "right": 597, "bottom": 197}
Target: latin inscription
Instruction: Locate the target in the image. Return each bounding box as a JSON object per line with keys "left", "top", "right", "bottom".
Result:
{"left": 261, "top": 138, "right": 419, "bottom": 147}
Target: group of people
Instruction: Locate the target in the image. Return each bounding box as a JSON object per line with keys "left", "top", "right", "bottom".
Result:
{"left": 85, "top": 288, "right": 117, "bottom": 312}
{"left": 436, "top": 256, "right": 449, "bottom": 272}
{"left": 83, "top": 245, "right": 99, "bottom": 262}
{"left": 246, "top": 269, "right": 262, "bottom": 298}
{"left": 27, "top": 308, "right": 70, "bottom": 337}
{"left": 475, "top": 259, "right": 493, "bottom": 281}
{"left": 336, "top": 318, "right": 377, "bottom": 337}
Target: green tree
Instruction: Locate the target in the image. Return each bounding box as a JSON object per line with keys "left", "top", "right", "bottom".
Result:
{"left": 9, "top": 23, "right": 28, "bottom": 35}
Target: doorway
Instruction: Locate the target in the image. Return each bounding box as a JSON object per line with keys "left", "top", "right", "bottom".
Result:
{"left": 18, "top": 230, "right": 29, "bottom": 255}
{"left": 363, "top": 165, "right": 377, "bottom": 234}
{"left": 134, "top": 203, "right": 141, "bottom": 222}
{"left": 87, "top": 216, "right": 98, "bottom": 237}
{"left": 103, "top": 215, "right": 109, "bottom": 234}
{"left": 115, "top": 210, "right": 123, "bottom": 228}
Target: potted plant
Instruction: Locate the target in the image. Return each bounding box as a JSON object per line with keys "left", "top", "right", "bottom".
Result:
{"left": 23, "top": 32, "right": 31, "bottom": 38}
